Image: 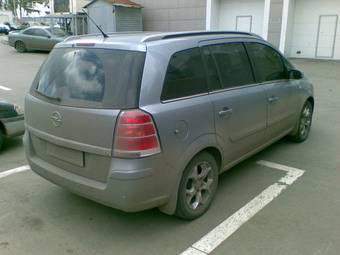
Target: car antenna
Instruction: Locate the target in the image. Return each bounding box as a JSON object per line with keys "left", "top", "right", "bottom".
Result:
{"left": 82, "top": 8, "right": 108, "bottom": 38}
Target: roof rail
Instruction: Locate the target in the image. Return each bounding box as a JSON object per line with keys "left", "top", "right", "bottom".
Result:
{"left": 64, "top": 31, "right": 145, "bottom": 42}
{"left": 141, "top": 31, "right": 262, "bottom": 43}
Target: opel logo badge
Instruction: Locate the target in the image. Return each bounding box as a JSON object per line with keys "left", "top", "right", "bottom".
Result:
{"left": 51, "top": 111, "right": 63, "bottom": 127}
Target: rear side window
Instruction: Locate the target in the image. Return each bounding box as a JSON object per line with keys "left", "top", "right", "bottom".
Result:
{"left": 201, "top": 47, "right": 221, "bottom": 91}
{"left": 34, "top": 29, "right": 49, "bottom": 37}
{"left": 23, "top": 29, "right": 34, "bottom": 35}
{"left": 32, "top": 48, "right": 145, "bottom": 109}
{"left": 246, "top": 43, "right": 288, "bottom": 82}
{"left": 206, "top": 43, "right": 255, "bottom": 89}
{"left": 161, "top": 48, "right": 208, "bottom": 101}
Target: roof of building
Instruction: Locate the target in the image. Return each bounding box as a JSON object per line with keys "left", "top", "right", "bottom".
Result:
{"left": 84, "top": 0, "right": 143, "bottom": 8}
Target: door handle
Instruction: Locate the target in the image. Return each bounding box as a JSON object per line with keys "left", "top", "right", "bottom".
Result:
{"left": 268, "top": 96, "right": 279, "bottom": 103}
{"left": 218, "top": 107, "right": 233, "bottom": 117}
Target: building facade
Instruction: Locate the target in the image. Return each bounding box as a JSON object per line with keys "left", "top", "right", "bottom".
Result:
{"left": 134, "top": 0, "right": 340, "bottom": 60}
{"left": 133, "top": 0, "right": 206, "bottom": 31}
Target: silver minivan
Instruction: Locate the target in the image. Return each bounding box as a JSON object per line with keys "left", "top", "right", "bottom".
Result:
{"left": 24, "top": 31, "right": 314, "bottom": 219}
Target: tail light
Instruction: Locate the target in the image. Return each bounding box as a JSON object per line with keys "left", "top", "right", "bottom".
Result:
{"left": 113, "top": 109, "right": 161, "bottom": 158}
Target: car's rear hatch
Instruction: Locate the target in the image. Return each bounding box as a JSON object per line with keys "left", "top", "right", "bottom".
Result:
{"left": 25, "top": 46, "right": 145, "bottom": 182}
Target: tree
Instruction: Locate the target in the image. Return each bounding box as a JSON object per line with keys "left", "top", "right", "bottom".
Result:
{"left": 2, "top": 0, "right": 49, "bottom": 18}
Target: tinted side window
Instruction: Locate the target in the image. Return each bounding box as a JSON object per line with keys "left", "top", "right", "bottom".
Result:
{"left": 201, "top": 47, "right": 222, "bottom": 91}
{"left": 23, "top": 29, "right": 35, "bottom": 35}
{"left": 246, "top": 43, "right": 288, "bottom": 82}
{"left": 161, "top": 48, "right": 207, "bottom": 101}
{"left": 34, "top": 29, "right": 49, "bottom": 37}
{"left": 207, "top": 43, "right": 254, "bottom": 89}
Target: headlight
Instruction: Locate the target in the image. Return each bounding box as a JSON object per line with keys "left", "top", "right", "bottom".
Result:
{"left": 14, "top": 104, "right": 24, "bottom": 115}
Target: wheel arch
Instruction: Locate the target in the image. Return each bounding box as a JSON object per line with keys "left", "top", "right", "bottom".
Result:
{"left": 307, "top": 96, "right": 314, "bottom": 110}
{"left": 159, "top": 134, "right": 223, "bottom": 215}
{"left": 0, "top": 120, "right": 7, "bottom": 136}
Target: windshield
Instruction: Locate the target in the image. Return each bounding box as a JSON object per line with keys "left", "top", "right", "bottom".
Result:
{"left": 46, "top": 27, "right": 66, "bottom": 37}
{"left": 32, "top": 48, "right": 146, "bottom": 109}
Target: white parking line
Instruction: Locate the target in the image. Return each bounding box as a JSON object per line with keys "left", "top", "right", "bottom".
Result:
{"left": 0, "top": 165, "right": 30, "bottom": 179}
{"left": 180, "top": 160, "right": 305, "bottom": 255}
{"left": 0, "top": 85, "right": 12, "bottom": 91}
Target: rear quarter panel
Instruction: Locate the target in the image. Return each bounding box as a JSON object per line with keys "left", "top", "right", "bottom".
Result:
{"left": 139, "top": 40, "right": 223, "bottom": 213}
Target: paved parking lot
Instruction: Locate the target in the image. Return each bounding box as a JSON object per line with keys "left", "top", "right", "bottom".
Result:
{"left": 1, "top": 37, "right": 340, "bottom": 255}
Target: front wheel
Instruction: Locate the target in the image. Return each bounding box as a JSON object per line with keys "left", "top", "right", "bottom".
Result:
{"left": 175, "top": 152, "right": 219, "bottom": 220}
{"left": 289, "top": 101, "right": 313, "bottom": 142}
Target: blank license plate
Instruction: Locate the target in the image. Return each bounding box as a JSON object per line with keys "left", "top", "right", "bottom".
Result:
{"left": 46, "top": 142, "right": 84, "bottom": 167}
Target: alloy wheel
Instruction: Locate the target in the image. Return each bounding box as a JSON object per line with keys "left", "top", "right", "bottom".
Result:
{"left": 185, "top": 161, "right": 214, "bottom": 210}
{"left": 299, "top": 104, "right": 312, "bottom": 137}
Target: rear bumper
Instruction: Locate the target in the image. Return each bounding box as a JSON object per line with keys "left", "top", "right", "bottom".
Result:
{"left": 2, "top": 115, "right": 25, "bottom": 137}
{"left": 24, "top": 132, "right": 172, "bottom": 213}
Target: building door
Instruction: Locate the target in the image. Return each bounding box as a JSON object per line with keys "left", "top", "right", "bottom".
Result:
{"left": 316, "top": 15, "right": 338, "bottom": 58}
{"left": 236, "top": 16, "right": 252, "bottom": 32}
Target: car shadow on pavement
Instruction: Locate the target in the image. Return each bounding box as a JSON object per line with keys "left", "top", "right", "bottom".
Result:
{"left": 1, "top": 136, "right": 23, "bottom": 153}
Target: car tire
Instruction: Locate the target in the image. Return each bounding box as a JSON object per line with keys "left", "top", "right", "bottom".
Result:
{"left": 289, "top": 101, "right": 313, "bottom": 143}
{"left": 175, "top": 152, "right": 219, "bottom": 220}
{"left": 15, "top": 41, "right": 26, "bottom": 53}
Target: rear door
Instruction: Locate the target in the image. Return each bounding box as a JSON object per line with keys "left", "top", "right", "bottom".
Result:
{"left": 21, "top": 28, "right": 37, "bottom": 49}
{"left": 32, "top": 28, "right": 53, "bottom": 50}
{"left": 25, "top": 47, "right": 145, "bottom": 182}
{"left": 201, "top": 41, "right": 267, "bottom": 165}
{"left": 245, "top": 42, "right": 298, "bottom": 141}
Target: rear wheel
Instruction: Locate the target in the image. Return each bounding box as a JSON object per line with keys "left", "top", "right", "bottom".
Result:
{"left": 289, "top": 101, "right": 313, "bottom": 142}
{"left": 175, "top": 152, "right": 219, "bottom": 220}
{"left": 15, "top": 41, "right": 26, "bottom": 53}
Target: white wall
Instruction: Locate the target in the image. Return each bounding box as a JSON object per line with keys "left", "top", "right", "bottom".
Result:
{"left": 288, "top": 0, "right": 340, "bottom": 59}
{"left": 216, "top": 0, "right": 265, "bottom": 37}
{"left": 207, "top": 0, "right": 221, "bottom": 30}
{"left": 283, "top": 0, "right": 295, "bottom": 54}
{"left": 0, "top": 11, "right": 13, "bottom": 23}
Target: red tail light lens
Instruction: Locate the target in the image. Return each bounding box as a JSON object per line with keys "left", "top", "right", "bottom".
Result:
{"left": 114, "top": 109, "right": 161, "bottom": 158}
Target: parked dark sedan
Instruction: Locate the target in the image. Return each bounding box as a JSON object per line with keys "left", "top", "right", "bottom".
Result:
{"left": 0, "top": 24, "right": 10, "bottom": 35}
{"left": 0, "top": 100, "right": 25, "bottom": 150}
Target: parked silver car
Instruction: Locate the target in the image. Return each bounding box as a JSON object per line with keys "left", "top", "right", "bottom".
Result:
{"left": 8, "top": 26, "right": 66, "bottom": 53}
{"left": 24, "top": 31, "right": 314, "bottom": 219}
{"left": 0, "top": 99, "right": 25, "bottom": 150}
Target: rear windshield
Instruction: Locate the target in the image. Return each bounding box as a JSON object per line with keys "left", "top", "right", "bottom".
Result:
{"left": 31, "top": 48, "right": 145, "bottom": 109}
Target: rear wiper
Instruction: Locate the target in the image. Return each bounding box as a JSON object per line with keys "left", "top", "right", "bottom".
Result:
{"left": 35, "top": 89, "right": 61, "bottom": 102}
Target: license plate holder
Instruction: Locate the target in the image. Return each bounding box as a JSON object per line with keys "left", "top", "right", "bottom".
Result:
{"left": 46, "top": 142, "right": 84, "bottom": 167}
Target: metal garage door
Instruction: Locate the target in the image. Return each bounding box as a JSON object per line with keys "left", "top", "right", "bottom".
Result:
{"left": 287, "top": 0, "right": 340, "bottom": 60}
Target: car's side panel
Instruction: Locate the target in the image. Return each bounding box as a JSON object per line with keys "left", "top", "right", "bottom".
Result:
{"left": 140, "top": 42, "right": 221, "bottom": 214}
{"left": 209, "top": 86, "right": 267, "bottom": 167}
{"left": 263, "top": 80, "right": 299, "bottom": 140}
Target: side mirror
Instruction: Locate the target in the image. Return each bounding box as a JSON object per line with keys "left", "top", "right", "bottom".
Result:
{"left": 47, "top": 35, "right": 51, "bottom": 39}
{"left": 289, "top": 69, "right": 304, "bottom": 80}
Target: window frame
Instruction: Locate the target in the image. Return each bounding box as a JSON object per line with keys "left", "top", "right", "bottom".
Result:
{"left": 22, "top": 28, "right": 35, "bottom": 36}
{"left": 33, "top": 28, "right": 50, "bottom": 38}
{"left": 244, "top": 42, "right": 290, "bottom": 84}
{"left": 160, "top": 47, "right": 210, "bottom": 103}
{"left": 201, "top": 42, "right": 256, "bottom": 92}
